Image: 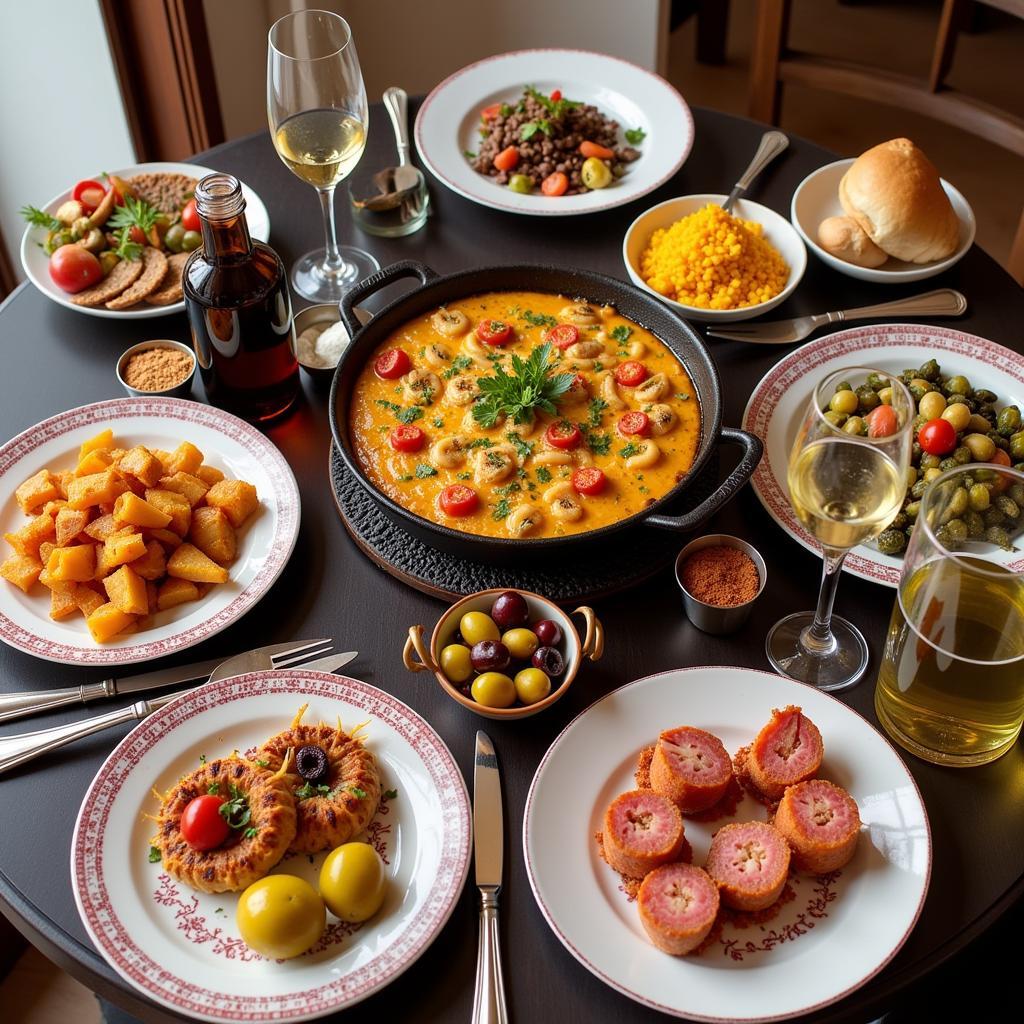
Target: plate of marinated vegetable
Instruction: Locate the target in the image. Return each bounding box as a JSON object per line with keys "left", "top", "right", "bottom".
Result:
{"left": 414, "top": 49, "right": 693, "bottom": 216}
{"left": 743, "top": 324, "right": 1024, "bottom": 587}
{"left": 19, "top": 162, "right": 270, "bottom": 319}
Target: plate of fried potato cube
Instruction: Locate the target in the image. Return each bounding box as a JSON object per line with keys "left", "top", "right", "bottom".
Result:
{"left": 0, "top": 397, "right": 299, "bottom": 664}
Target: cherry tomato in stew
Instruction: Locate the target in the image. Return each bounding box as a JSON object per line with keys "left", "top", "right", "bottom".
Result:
{"left": 373, "top": 349, "right": 412, "bottom": 379}
{"left": 545, "top": 421, "right": 582, "bottom": 450}
{"left": 617, "top": 411, "right": 651, "bottom": 437}
{"left": 389, "top": 425, "right": 425, "bottom": 452}
{"left": 614, "top": 361, "right": 648, "bottom": 387}
{"left": 181, "top": 198, "right": 201, "bottom": 233}
{"left": 541, "top": 172, "right": 569, "bottom": 197}
{"left": 572, "top": 467, "right": 606, "bottom": 496}
{"left": 579, "top": 140, "right": 615, "bottom": 160}
{"left": 71, "top": 179, "right": 106, "bottom": 213}
{"left": 48, "top": 244, "right": 103, "bottom": 294}
{"left": 475, "top": 319, "right": 513, "bottom": 346}
{"left": 493, "top": 146, "right": 520, "bottom": 172}
{"left": 918, "top": 418, "right": 957, "bottom": 456}
{"left": 545, "top": 323, "right": 578, "bottom": 349}
{"left": 865, "top": 405, "right": 898, "bottom": 438}
{"left": 439, "top": 484, "right": 479, "bottom": 517}
{"left": 550, "top": 89, "right": 562, "bottom": 102}
{"left": 180, "top": 794, "right": 230, "bottom": 851}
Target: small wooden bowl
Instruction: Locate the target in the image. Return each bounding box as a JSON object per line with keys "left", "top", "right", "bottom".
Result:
{"left": 402, "top": 588, "right": 604, "bottom": 720}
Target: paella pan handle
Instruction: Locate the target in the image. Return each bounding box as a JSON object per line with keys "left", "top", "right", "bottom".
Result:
{"left": 642, "top": 426, "right": 763, "bottom": 533}
{"left": 339, "top": 260, "right": 440, "bottom": 337}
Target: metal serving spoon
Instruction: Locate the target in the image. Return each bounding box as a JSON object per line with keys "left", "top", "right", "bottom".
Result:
{"left": 353, "top": 87, "right": 424, "bottom": 212}
{"left": 722, "top": 130, "right": 789, "bottom": 213}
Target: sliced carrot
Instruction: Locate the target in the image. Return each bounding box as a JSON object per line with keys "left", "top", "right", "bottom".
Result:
{"left": 579, "top": 140, "right": 615, "bottom": 160}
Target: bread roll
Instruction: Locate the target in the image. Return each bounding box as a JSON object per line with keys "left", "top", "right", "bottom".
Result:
{"left": 817, "top": 216, "right": 888, "bottom": 268}
{"left": 838, "top": 138, "right": 959, "bottom": 264}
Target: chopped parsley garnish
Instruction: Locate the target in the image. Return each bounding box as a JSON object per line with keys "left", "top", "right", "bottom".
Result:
{"left": 466, "top": 437, "right": 495, "bottom": 449}
{"left": 624, "top": 127, "right": 647, "bottom": 145}
{"left": 347, "top": 785, "right": 367, "bottom": 800}
{"left": 148, "top": 846, "right": 162, "bottom": 863}
{"left": 473, "top": 342, "right": 574, "bottom": 428}
{"left": 520, "top": 310, "right": 558, "bottom": 329}
{"left": 494, "top": 482, "right": 522, "bottom": 497}
{"left": 375, "top": 399, "right": 423, "bottom": 424}
{"left": 536, "top": 466, "right": 552, "bottom": 484}
{"left": 432, "top": 417, "right": 445, "bottom": 427}
{"left": 676, "top": 392, "right": 691, "bottom": 401}
{"left": 587, "top": 397, "right": 608, "bottom": 428}
{"left": 492, "top": 498, "right": 512, "bottom": 521}
{"left": 383, "top": 788, "right": 398, "bottom": 800}
{"left": 506, "top": 432, "right": 534, "bottom": 459}
{"left": 254, "top": 759, "right": 269, "bottom": 768}
{"left": 524, "top": 85, "right": 581, "bottom": 119}
{"left": 442, "top": 355, "right": 473, "bottom": 379}
{"left": 218, "top": 784, "right": 251, "bottom": 830}
{"left": 520, "top": 120, "right": 552, "bottom": 140}
{"left": 296, "top": 781, "right": 332, "bottom": 801}
{"left": 207, "top": 782, "right": 221, "bottom": 795}
{"left": 20, "top": 205, "right": 62, "bottom": 231}
{"left": 415, "top": 463, "right": 437, "bottom": 478}
{"left": 619, "top": 442, "right": 642, "bottom": 459}
{"left": 456, "top": 470, "right": 472, "bottom": 480}
{"left": 584, "top": 431, "right": 612, "bottom": 455}
{"left": 485, "top": 450, "right": 507, "bottom": 468}
{"left": 610, "top": 325, "right": 634, "bottom": 345}
{"left": 243, "top": 827, "right": 259, "bottom": 839}
{"left": 464, "top": 150, "right": 477, "bottom": 160}
{"left": 199, "top": 753, "right": 207, "bottom": 764}
{"left": 397, "top": 474, "right": 414, "bottom": 482}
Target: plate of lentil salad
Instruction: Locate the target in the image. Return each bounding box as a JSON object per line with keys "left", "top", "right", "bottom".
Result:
{"left": 742, "top": 323, "right": 1024, "bottom": 588}
{"left": 414, "top": 49, "right": 693, "bottom": 216}
{"left": 20, "top": 162, "right": 270, "bottom": 320}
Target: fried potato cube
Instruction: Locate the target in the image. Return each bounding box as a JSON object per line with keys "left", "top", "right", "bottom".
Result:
{"left": 50, "top": 583, "right": 79, "bottom": 621}
{"left": 67, "top": 469, "right": 127, "bottom": 510}
{"left": 84, "top": 513, "right": 120, "bottom": 543}
{"left": 117, "top": 446, "right": 164, "bottom": 488}
{"left": 196, "top": 464, "right": 225, "bottom": 486}
{"left": 129, "top": 540, "right": 167, "bottom": 581}
{"left": 151, "top": 449, "right": 172, "bottom": 472}
{"left": 86, "top": 602, "right": 136, "bottom": 643}
{"left": 46, "top": 544, "right": 96, "bottom": 582}
{"left": 75, "top": 584, "right": 106, "bottom": 617}
{"left": 146, "top": 527, "right": 183, "bottom": 550}
{"left": 165, "top": 442, "right": 204, "bottom": 476}
{"left": 38, "top": 541, "right": 56, "bottom": 565}
{"left": 113, "top": 492, "right": 172, "bottom": 529}
{"left": 4, "top": 514, "right": 56, "bottom": 558}
{"left": 15, "top": 469, "right": 61, "bottom": 515}
{"left": 55, "top": 471, "right": 74, "bottom": 500}
{"left": 75, "top": 449, "right": 113, "bottom": 477}
{"left": 188, "top": 507, "right": 236, "bottom": 564}
{"left": 204, "top": 480, "right": 259, "bottom": 527}
{"left": 78, "top": 429, "right": 114, "bottom": 461}
{"left": 166, "top": 542, "right": 229, "bottom": 583}
{"left": 145, "top": 489, "right": 192, "bottom": 535}
{"left": 0, "top": 553, "right": 42, "bottom": 593}
{"left": 146, "top": 580, "right": 159, "bottom": 614}
{"left": 42, "top": 499, "right": 68, "bottom": 517}
{"left": 157, "top": 577, "right": 200, "bottom": 610}
{"left": 157, "top": 472, "right": 208, "bottom": 508}
{"left": 103, "top": 564, "right": 148, "bottom": 615}
{"left": 55, "top": 507, "right": 91, "bottom": 547}
{"left": 104, "top": 531, "right": 147, "bottom": 569}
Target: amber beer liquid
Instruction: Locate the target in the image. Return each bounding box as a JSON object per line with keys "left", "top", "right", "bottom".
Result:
{"left": 184, "top": 173, "right": 299, "bottom": 421}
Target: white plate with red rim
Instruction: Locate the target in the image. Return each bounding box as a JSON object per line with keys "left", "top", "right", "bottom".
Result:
{"left": 0, "top": 396, "right": 299, "bottom": 664}
{"left": 71, "top": 669, "right": 472, "bottom": 1023}
{"left": 742, "top": 323, "right": 1024, "bottom": 588}
{"left": 414, "top": 48, "right": 693, "bottom": 216}
{"left": 524, "top": 666, "right": 931, "bottom": 1023}
{"left": 19, "top": 161, "right": 271, "bottom": 319}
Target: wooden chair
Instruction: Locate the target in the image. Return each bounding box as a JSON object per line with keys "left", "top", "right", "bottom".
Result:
{"left": 749, "top": 0, "right": 1024, "bottom": 284}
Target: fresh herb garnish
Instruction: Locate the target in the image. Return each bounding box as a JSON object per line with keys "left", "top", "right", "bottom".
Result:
{"left": 520, "top": 119, "right": 553, "bottom": 141}
{"left": 506, "top": 432, "right": 534, "bottom": 460}
{"left": 610, "top": 325, "right": 633, "bottom": 345}
{"left": 524, "top": 85, "right": 581, "bottom": 119}
{"left": 376, "top": 399, "right": 423, "bottom": 424}
{"left": 536, "top": 466, "right": 552, "bottom": 484}
{"left": 20, "top": 205, "right": 62, "bottom": 231}
{"left": 624, "top": 127, "right": 647, "bottom": 145}
{"left": 207, "top": 782, "right": 221, "bottom": 795}
{"left": 108, "top": 194, "right": 158, "bottom": 235}
{"left": 466, "top": 437, "right": 495, "bottom": 449}
{"left": 415, "top": 463, "right": 438, "bottom": 478}
{"left": 442, "top": 355, "right": 473, "bottom": 379}
{"left": 243, "top": 826, "right": 259, "bottom": 839}
{"left": 587, "top": 397, "right": 608, "bottom": 428}
{"left": 347, "top": 785, "right": 367, "bottom": 800}
{"left": 500, "top": 103, "right": 513, "bottom": 117}
{"left": 619, "top": 442, "right": 642, "bottom": 459}
{"left": 464, "top": 150, "right": 477, "bottom": 160}
{"left": 397, "top": 474, "right": 413, "bottom": 482}
{"left": 585, "top": 431, "right": 612, "bottom": 455}
{"left": 217, "top": 784, "right": 251, "bottom": 830}
{"left": 676, "top": 392, "right": 691, "bottom": 401}
{"left": 114, "top": 227, "right": 143, "bottom": 262}
{"left": 254, "top": 759, "right": 269, "bottom": 768}
{"left": 520, "top": 310, "right": 558, "bottom": 329}
{"left": 296, "top": 781, "right": 332, "bottom": 801}
{"left": 473, "top": 342, "right": 574, "bottom": 428}
{"left": 148, "top": 846, "right": 162, "bottom": 863}
{"left": 199, "top": 753, "right": 207, "bottom": 764}
{"left": 492, "top": 498, "right": 512, "bottom": 521}
{"left": 485, "top": 450, "right": 506, "bottom": 468}
{"left": 494, "top": 482, "right": 522, "bottom": 497}
{"left": 456, "top": 470, "right": 472, "bottom": 480}
{"left": 432, "top": 416, "right": 445, "bottom": 427}
{"left": 383, "top": 788, "right": 398, "bottom": 800}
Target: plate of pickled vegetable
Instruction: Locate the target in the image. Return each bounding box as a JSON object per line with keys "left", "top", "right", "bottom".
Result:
{"left": 743, "top": 323, "right": 1024, "bottom": 587}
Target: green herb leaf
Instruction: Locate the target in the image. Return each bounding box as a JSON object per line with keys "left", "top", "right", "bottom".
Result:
{"left": 432, "top": 416, "right": 445, "bottom": 427}
{"left": 466, "top": 437, "right": 495, "bottom": 449}
{"left": 397, "top": 405, "right": 425, "bottom": 423}
{"left": 108, "top": 194, "right": 159, "bottom": 234}
{"left": 148, "top": 845, "right": 162, "bottom": 863}
{"left": 520, "top": 310, "right": 557, "bottom": 329}
{"left": 296, "top": 780, "right": 333, "bottom": 801}
{"left": 207, "top": 782, "right": 221, "bottom": 795}
{"left": 115, "top": 227, "right": 143, "bottom": 262}
{"left": 610, "top": 325, "right": 634, "bottom": 345}
{"left": 383, "top": 788, "right": 398, "bottom": 800}
{"left": 587, "top": 397, "right": 608, "bottom": 428}
{"left": 456, "top": 470, "right": 472, "bottom": 480}
{"left": 255, "top": 759, "right": 269, "bottom": 768}
{"left": 464, "top": 150, "right": 477, "bottom": 160}
{"left": 676, "top": 392, "right": 691, "bottom": 401}
{"left": 20, "top": 205, "right": 62, "bottom": 231}
{"left": 415, "top": 463, "right": 437, "bottom": 478}
{"left": 618, "top": 442, "right": 642, "bottom": 459}
{"left": 524, "top": 85, "right": 581, "bottom": 119}
{"left": 624, "top": 127, "right": 647, "bottom": 145}
{"left": 536, "top": 466, "right": 552, "bottom": 484}
{"left": 494, "top": 481, "right": 522, "bottom": 497}
{"left": 217, "top": 783, "right": 251, "bottom": 830}
{"left": 199, "top": 753, "right": 207, "bottom": 764}
{"left": 243, "top": 826, "right": 259, "bottom": 839}
{"left": 492, "top": 498, "right": 512, "bottom": 521}
{"left": 347, "top": 785, "right": 367, "bottom": 800}
{"left": 473, "top": 342, "right": 574, "bottom": 428}
{"left": 506, "top": 432, "right": 534, "bottom": 460}
{"left": 442, "top": 355, "right": 473, "bottom": 380}
{"left": 585, "top": 431, "right": 611, "bottom": 456}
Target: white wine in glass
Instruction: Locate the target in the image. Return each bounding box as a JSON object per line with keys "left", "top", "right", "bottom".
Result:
{"left": 268, "top": 11, "right": 378, "bottom": 302}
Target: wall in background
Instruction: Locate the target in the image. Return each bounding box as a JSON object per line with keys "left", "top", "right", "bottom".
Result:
{"left": 0, "top": 0, "right": 135, "bottom": 282}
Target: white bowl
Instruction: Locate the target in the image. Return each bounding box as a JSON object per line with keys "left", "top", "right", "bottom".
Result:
{"left": 790, "top": 159, "right": 975, "bottom": 283}
{"left": 622, "top": 194, "right": 807, "bottom": 323}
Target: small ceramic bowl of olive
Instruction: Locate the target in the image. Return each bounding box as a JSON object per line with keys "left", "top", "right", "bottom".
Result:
{"left": 402, "top": 588, "right": 604, "bottom": 720}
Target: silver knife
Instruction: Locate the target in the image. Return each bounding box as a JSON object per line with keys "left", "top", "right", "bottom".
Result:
{"left": 472, "top": 730, "right": 508, "bottom": 1024}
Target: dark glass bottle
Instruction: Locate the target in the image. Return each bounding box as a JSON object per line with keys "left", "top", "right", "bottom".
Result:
{"left": 184, "top": 173, "right": 299, "bottom": 422}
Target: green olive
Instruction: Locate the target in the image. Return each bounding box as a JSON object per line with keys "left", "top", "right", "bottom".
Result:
{"left": 963, "top": 433, "right": 996, "bottom": 462}
{"left": 905, "top": 500, "right": 921, "bottom": 520}
{"left": 829, "top": 390, "right": 859, "bottom": 415}
{"left": 440, "top": 643, "right": 473, "bottom": 684}
{"left": 878, "top": 387, "right": 893, "bottom": 406}
{"left": 964, "top": 510, "right": 985, "bottom": 537}
{"left": 918, "top": 391, "right": 947, "bottom": 420}
{"left": 181, "top": 230, "right": 202, "bottom": 252}
{"left": 98, "top": 251, "right": 120, "bottom": 275}
{"left": 1011, "top": 432, "right": 1024, "bottom": 461}
{"left": 866, "top": 372, "right": 888, "bottom": 391}
{"left": 581, "top": 157, "right": 613, "bottom": 190}
{"left": 968, "top": 414, "right": 993, "bottom": 434}
{"left": 919, "top": 453, "right": 941, "bottom": 471}
{"left": 460, "top": 611, "right": 499, "bottom": 645}
{"left": 997, "top": 406, "right": 1022, "bottom": 438}
{"left": 164, "top": 223, "right": 186, "bottom": 252}
{"left": 944, "top": 375, "right": 971, "bottom": 396}
{"left": 985, "top": 526, "right": 1012, "bottom": 550}
{"left": 842, "top": 416, "right": 866, "bottom": 435}
{"left": 943, "top": 486, "right": 969, "bottom": 520}
{"left": 502, "top": 628, "right": 539, "bottom": 660}
{"left": 952, "top": 446, "right": 972, "bottom": 465}
{"left": 924, "top": 467, "right": 943, "bottom": 483}
{"left": 974, "top": 388, "right": 998, "bottom": 405}
{"left": 995, "top": 495, "right": 1021, "bottom": 520}
{"left": 876, "top": 528, "right": 907, "bottom": 555}
{"left": 823, "top": 410, "right": 848, "bottom": 427}
{"left": 968, "top": 484, "right": 991, "bottom": 512}
{"left": 508, "top": 174, "right": 534, "bottom": 194}
{"left": 834, "top": 381, "right": 853, "bottom": 392}
{"left": 908, "top": 382, "right": 930, "bottom": 402}
{"left": 906, "top": 466, "right": 918, "bottom": 488}
{"left": 513, "top": 667, "right": 551, "bottom": 705}
{"left": 471, "top": 672, "right": 516, "bottom": 709}
{"left": 941, "top": 403, "right": 971, "bottom": 432}
{"left": 918, "top": 359, "right": 940, "bottom": 382}
{"left": 856, "top": 386, "right": 880, "bottom": 413}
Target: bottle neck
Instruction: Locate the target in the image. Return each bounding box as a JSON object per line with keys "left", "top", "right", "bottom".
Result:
{"left": 200, "top": 213, "right": 253, "bottom": 262}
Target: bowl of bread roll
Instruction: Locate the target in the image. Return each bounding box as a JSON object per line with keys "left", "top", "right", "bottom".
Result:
{"left": 791, "top": 138, "right": 975, "bottom": 283}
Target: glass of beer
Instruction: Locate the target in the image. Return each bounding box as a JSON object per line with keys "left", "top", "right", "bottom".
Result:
{"left": 874, "top": 463, "right": 1024, "bottom": 766}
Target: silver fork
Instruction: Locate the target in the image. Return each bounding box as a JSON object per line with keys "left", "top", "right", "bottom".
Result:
{"left": 0, "top": 639, "right": 336, "bottom": 776}
{"left": 706, "top": 289, "right": 968, "bottom": 345}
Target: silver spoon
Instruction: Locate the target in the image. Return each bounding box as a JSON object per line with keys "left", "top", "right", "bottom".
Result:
{"left": 353, "top": 87, "right": 424, "bottom": 212}
{"left": 722, "top": 130, "right": 789, "bottom": 213}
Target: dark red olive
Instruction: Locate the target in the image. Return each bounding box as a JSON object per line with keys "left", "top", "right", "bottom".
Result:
{"left": 534, "top": 619, "right": 562, "bottom": 646}
{"left": 532, "top": 646, "right": 565, "bottom": 677}
{"left": 295, "top": 744, "right": 329, "bottom": 783}
{"left": 471, "top": 640, "right": 511, "bottom": 672}
{"left": 491, "top": 590, "right": 529, "bottom": 629}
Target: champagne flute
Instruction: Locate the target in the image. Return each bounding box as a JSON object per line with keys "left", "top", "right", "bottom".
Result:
{"left": 267, "top": 10, "right": 379, "bottom": 302}
{"left": 766, "top": 367, "right": 914, "bottom": 691}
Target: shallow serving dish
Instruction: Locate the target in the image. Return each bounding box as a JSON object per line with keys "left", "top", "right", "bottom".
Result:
{"left": 674, "top": 533, "right": 767, "bottom": 634}
{"left": 402, "top": 588, "right": 603, "bottom": 720}
{"left": 116, "top": 339, "right": 196, "bottom": 398}
{"left": 791, "top": 159, "right": 975, "bottom": 284}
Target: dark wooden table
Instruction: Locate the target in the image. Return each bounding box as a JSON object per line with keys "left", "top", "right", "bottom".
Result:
{"left": 1, "top": 103, "right": 1022, "bottom": 1024}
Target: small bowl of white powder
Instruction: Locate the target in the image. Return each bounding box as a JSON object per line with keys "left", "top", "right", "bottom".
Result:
{"left": 293, "top": 304, "right": 352, "bottom": 386}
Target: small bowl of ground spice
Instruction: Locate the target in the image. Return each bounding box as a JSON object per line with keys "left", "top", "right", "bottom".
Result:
{"left": 116, "top": 339, "right": 196, "bottom": 398}
{"left": 675, "top": 534, "right": 766, "bottom": 634}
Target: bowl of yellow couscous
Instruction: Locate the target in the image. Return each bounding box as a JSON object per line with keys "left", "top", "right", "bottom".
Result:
{"left": 622, "top": 194, "right": 806, "bottom": 323}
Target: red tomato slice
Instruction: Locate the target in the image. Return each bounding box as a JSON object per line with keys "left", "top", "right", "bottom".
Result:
{"left": 550, "top": 89, "right": 562, "bottom": 102}
{"left": 181, "top": 197, "right": 201, "bottom": 233}
{"left": 389, "top": 425, "right": 425, "bottom": 452}
{"left": 614, "top": 361, "right": 649, "bottom": 387}
{"left": 545, "top": 421, "right": 582, "bottom": 450}
{"left": 180, "top": 794, "right": 230, "bottom": 851}
{"left": 127, "top": 225, "right": 147, "bottom": 245}
{"left": 71, "top": 179, "right": 106, "bottom": 213}
{"left": 439, "top": 484, "right": 479, "bottom": 517}
{"left": 541, "top": 172, "right": 569, "bottom": 197}
{"left": 918, "top": 418, "right": 957, "bottom": 456}
{"left": 476, "top": 319, "right": 513, "bottom": 346}
{"left": 866, "top": 405, "right": 898, "bottom": 438}
{"left": 493, "top": 146, "right": 520, "bottom": 172}
{"left": 617, "top": 411, "right": 651, "bottom": 437}
{"left": 374, "top": 349, "right": 412, "bottom": 379}
{"left": 48, "top": 244, "right": 103, "bottom": 294}
{"left": 579, "top": 140, "right": 615, "bottom": 160}
{"left": 481, "top": 103, "right": 502, "bottom": 122}
{"left": 545, "top": 323, "right": 578, "bottom": 349}
{"left": 572, "top": 467, "right": 606, "bottom": 496}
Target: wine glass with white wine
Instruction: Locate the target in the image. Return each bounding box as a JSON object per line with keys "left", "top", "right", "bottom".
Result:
{"left": 267, "top": 10, "right": 378, "bottom": 302}
{"left": 766, "top": 366, "right": 914, "bottom": 691}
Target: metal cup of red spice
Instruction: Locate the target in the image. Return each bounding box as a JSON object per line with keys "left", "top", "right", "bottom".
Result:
{"left": 116, "top": 339, "right": 196, "bottom": 399}
{"left": 674, "top": 535, "right": 767, "bottom": 634}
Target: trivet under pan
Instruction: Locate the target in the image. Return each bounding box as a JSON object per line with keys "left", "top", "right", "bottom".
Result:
{"left": 329, "top": 445, "right": 719, "bottom": 603}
